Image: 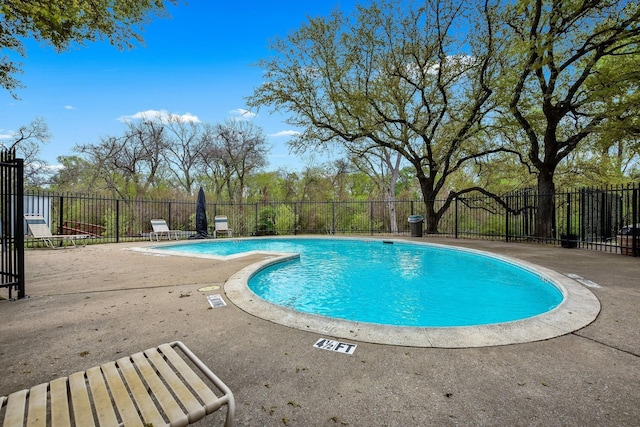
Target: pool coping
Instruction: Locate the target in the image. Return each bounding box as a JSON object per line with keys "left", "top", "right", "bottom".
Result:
{"left": 134, "top": 237, "right": 601, "bottom": 348}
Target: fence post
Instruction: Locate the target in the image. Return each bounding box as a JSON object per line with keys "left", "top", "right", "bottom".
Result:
{"left": 454, "top": 197, "right": 459, "bottom": 239}
{"left": 370, "top": 201, "right": 374, "bottom": 235}
{"left": 255, "top": 203, "right": 259, "bottom": 236}
{"left": 58, "top": 195, "right": 64, "bottom": 235}
{"left": 13, "top": 158, "right": 25, "bottom": 298}
{"left": 16, "top": 159, "right": 25, "bottom": 298}
{"left": 1, "top": 151, "right": 26, "bottom": 298}
{"left": 566, "top": 192, "right": 572, "bottom": 237}
{"left": 633, "top": 187, "right": 638, "bottom": 257}
{"left": 116, "top": 199, "right": 120, "bottom": 243}
{"left": 294, "top": 202, "right": 298, "bottom": 235}
{"left": 505, "top": 195, "right": 510, "bottom": 243}
{"left": 332, "top": 202, "right": 336, "bottom": 234}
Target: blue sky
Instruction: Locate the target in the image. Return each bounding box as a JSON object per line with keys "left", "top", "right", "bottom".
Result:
{"left": 1, "top": 1, "right": 360, "bottom": 171}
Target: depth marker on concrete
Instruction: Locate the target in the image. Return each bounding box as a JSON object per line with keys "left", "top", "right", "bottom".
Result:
{"left": 564, "top": 273, "right": 602, "bottom": 288}
{"left": 313, "top": 338, "right": 357, "bottom": 355}
{"left": 207, "top": 294, "right": 227, "bottom": 308}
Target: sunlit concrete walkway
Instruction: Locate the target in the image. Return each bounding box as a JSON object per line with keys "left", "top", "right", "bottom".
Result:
{"left": 1, "top": 237, "right": 638, "bottom": 426}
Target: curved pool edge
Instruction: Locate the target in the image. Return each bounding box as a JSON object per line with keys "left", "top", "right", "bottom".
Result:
{"left": 224, "top": 239, "right": 601, "bottom": 348}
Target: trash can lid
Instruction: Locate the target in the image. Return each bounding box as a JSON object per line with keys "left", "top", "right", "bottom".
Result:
{"left": 408, "top": 215, "right": 424, "bottom": 222}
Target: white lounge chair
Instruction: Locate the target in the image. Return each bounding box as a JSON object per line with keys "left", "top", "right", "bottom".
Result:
{"left": 150, "top": 219, "right": 181, "bottom": 241}
{"left": 213, "top": 216, "right": 233, "bottom": 238}
{"left": 24, "top": 215, "right": 90, "bottom": 248}
{"left": 0, "top": 341, "right": 235, "bottom": 427}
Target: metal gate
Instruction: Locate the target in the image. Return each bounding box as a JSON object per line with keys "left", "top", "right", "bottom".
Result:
{"left": 0, "top": 148, "right": 25, "bottom": 300}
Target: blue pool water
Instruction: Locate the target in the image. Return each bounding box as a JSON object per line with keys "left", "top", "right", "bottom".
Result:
{"left": 158, "top": 238, "right": 563, "bottom": 327}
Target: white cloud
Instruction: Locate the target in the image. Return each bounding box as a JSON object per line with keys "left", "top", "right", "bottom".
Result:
{"left": 117, "top": 109, "right": 201, "bottom": 124}
{"left": 269, "top": 130, "right": 301, "bottom": 138}
{"left": 0, "top": 129, "right": 14, "bottom": 140}
{"left": 45, "top": 163, "right": 65, "bottom": 171}
{"left": 229, "top": 108, "right": 257, "bottom": 120}
{"left": 64, "top": 105, "right": 75, "bottom": 110}
{"left": 425, "top": 54, "right": 476, "bottom": 75}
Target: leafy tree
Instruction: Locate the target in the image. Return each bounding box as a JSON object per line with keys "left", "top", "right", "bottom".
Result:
{"left": 395, "top": 166, "right": 422, "bottom": 199}
{"left": 499, "top": 0, "right": 640, "bottom": 238}
{"left": 350, "top": 147, "right": 403, "bottom": 232}
{"left": 256, "top": 206, "right": 276, "bottom": 235}
{"left": 269, "top": 169, "right": 307, "bottom": 202}
{"left": 0, "top": 0, "right": 177, "bottom": 97}
{"left": 297, "top": 165, "right": 336, "bottom": 201}
{"left": 327, "top": 159, "right": 354, "bottom": 201}
{"left": 274, "top": 204, "right": 297, "bottom": 234}
{"left": 246, "top": 171, "right": 279, "bottom": 202}
{"left": 587, "top": 55, "right": 640, "bottom": 183}
{"left": 248, "top": 0, "right": 513, "bottom": 233}
{"left": 246, "top": 170, "right": 301, "bottom": 202}
{"left": 49, "top": 155, "right": 94, "bottom": 191}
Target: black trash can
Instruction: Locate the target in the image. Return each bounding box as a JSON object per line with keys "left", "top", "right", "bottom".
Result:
{"left": 560, "top": 233, "right": 578, "bottom": 248}
{"left": 408, "top": 215, "right": 424, "bottom": 237}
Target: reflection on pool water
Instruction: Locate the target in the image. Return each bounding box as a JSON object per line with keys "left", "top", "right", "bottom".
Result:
{"left": 157, "top": 237, "right": 563, "bottom": 327}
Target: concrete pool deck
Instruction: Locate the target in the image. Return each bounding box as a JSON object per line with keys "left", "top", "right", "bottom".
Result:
{"left": 1, "top": 237, "right": 639, "bottom": 425}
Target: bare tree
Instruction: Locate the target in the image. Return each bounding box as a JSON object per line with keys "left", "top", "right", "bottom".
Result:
{"left": 162, "top": 117, "right": 207, "bottom": 195}
{"left": 2, "top": 117, "right": 51, "bottom": 187}
{"left": 75, "top": 120, "right": 167, "bottom": 197}
{"left": 123, "top": 120, "right": 167, "bottom": 192}
{"left": 204, "top": 120, "right": 270, "bottom": 204}
{"left": 198, "top": 123, "right": 228, "bottom": 199}
{"left": 76, "top": 136, "right": 139, "bottom": 198}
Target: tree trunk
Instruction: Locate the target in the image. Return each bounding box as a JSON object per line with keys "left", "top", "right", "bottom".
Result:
{"left": 386, "top": 152, "right": 401, "bottom": 234}
{"left": 535, "top": 169, "right": 556, "bottom": 239}
{"left": 386, "top": 190, "right": 398, "bottom": 234}
{"left": 417, "top": 172, "right": 439, "bottom": 234}
{"left": 423, "top": 198, "right": 439, "bottom": 234}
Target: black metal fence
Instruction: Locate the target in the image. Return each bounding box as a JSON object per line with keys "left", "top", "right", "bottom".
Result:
{"left": 0, "top": 149, "right": 25, "bottom": 299}
{"left": 22, "top": 183, "right": 639, "bottom": 256}
{"left": 442, "top": 185, "right": 639, "bottom": 256}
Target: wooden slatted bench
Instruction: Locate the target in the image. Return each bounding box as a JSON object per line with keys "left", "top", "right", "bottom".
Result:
{"left": 61, "top": 221, "right": 106, "bottom": 238}
{"left": 0, "top": 341, "right": 235, "bottom": 427}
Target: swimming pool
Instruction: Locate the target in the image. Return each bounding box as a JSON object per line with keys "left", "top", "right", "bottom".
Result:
{"left": 159, "top": 238, "right": 562, "bottom": 327}
{"left": 138, "top": 237, "right": 601, "bottom": 347}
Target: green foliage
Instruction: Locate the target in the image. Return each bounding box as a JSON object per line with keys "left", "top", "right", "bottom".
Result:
{"left": 50, "top": 156, "right": 91, "bottom": 191}
{"left": 253, "top": 204, "right": 298, "bottom": 235}
{"left": 248, "top": 0, "right": 503, "bottom": 234}
{"left": 274, "top": 204, "right": 297, "bottom": 234}
{"left": 102, "top": 208, "right": 130, "bottom": 238}
{"left": 256, "top": 207, "right": 277, "bottom": 235}
{"left": 0, "top": 0, "right": 176, "bottom": 97}
{"left": 241, "top": 212, "right": 257, "bottom": 236}
{"left": 349, "top": 211, "right": 386, "bottom": 233}
{"left": 456, "top": 209, "right": 506, "bottom": 237}
{"left": 28, "top": 0, "right": 640, "bottom": 217}
{"left": 498, "top": 0, "right": 640, "bottom": 236}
